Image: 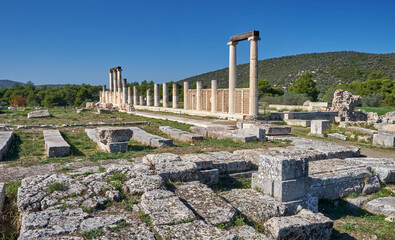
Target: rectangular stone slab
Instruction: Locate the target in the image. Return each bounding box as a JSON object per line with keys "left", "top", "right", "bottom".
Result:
{"left": 43, "top": 130, "right": 70, "bottom": 157}
{"left": 373, "top": 133, "right": 395, "bottom": 148}
{"left": 140, "top": 189, "right": 196, "bottom": 226}
{"left": 129, "top": 127, "right": 173, "bottom": 147}
{"left": 230, "top": 30, "right": 259, "bottom": 41}
{"left": 0, "top": 131, "right": 13, "bottom": 161}
{"left": 175, "top": 181, "right": 236, "bottom": 225}
{"left": 264, "top": 211, "right": 333, "bottom": 240}
{"left": 159, "top": 126, "right": 203, "bottom": 142}
{"left": 95, "top": 127, "right": 133, "bottom": 144}
{"left": 27, "top": 110, "right": 50, "bottom": 118}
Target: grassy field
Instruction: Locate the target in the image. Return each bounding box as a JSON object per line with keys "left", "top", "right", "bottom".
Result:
{"left": 1, "top": 108, "right": 289, "bottom": 167}
{"left": 356, "top": 106, "right": 395, "bottom": 116}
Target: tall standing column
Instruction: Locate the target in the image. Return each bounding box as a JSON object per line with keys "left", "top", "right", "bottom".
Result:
{"left": 133, "top": 86, "right": 138, "bottom": 106}
{"left": 196, "top": 81, "right": 202, "bottom": 111}
{"left": 248, "top": 36, "right": 260, "bottom": 117}
{"left": 109, "top": 71, "right": 113, "bottom": 103}
{"left": 228, "top": 41, "right": 238, "bottom": 114}
{"left": 163, "top": 83, "right": 169, "bottom": 108}
{"left": 154, "top": 84, "right": 160, "bottom": 107}
{"left": 122, "top": 79, "right": 127, "bottom": 105}
{"left": 117, "top": 69, "right": 122, "bottom": 105}
{"left": 147, "top": 89, "right": 152, "bottom": 106}
{"left": 139, "top": 95, "right": 144, "bottom": 106}
{"left": 183, "top": 81, "right": 189, "bottom": 110}
{"left": 113, "top": 70, "right": 117, "bottom": 105}
{"left": 211, "top": 80, "right": 217, "bottom": 113}
{"left": 128, "top": 87, "right": 132, "bottom": 104}
{"left": 172, "top": 84, "right": 179, "bottom": 109}
{"left": 102, "top": 85, "right": 106, "bottom": 103}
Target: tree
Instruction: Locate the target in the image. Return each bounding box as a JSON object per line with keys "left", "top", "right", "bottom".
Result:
{"left": 75, "top": 87, "right": 93, "bottom": 106}
{"left": 288, "top": 72, "right": 320, "bottom": 101}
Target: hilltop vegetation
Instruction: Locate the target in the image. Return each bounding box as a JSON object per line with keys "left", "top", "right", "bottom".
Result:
{"left": 177, "top": 51, "right": 395, "bottom": 93}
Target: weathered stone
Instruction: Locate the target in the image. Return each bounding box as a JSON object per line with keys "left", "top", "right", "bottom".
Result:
{"left": 123, "top": 174, "right": 165, "bottom": 195}
{"left": 199, "top": 169, "right": 219, "bottom": 185}
{"left": 142, "top": 153, "right": 199, "bottom": 182}
{"left": 327, "top": 133, "right": 347, "bottom": 141}
{"left": 95, "top": 127, "right": 133, "bottom": 145}
{"left": 0, "top": 182, "right": 5, "bottom": 212}
{"left": 159, "top": 126, "right": 204, "bottom": 142}
{"left": 98, "top": 108, "right": 112, "bottom": 114}
{"left": 140, "top": 189, "right": 195, "bottom": 226}
{"left": 190, "top": 126, "right": 208, "bottom": 137}
{"left": 310, "top": 120, "right": 330, "bottom": 136}
{"left": 79, "top": 215, "right": 124, "bottom": 231}
{"left": 85, "top": 102, "right": 95, "bottom": 109}
{"left": 345, "top": 196, "right": 370, "bottom": 210}
{"left": 230, "top": 225, "right": 270, "bottom": 240}
{"left": 18, "top": 208, "right": 88, "bottom": 240}
{"left": 373, "top": 133, "right": 395, "bottom": 148}
{"left": 28, "top": 110, "right": 50, "bottom": 119}
{"left": 330, "top": 89, "right": 367, "bottom": 121}
{"left": 342, "top": 158, "right": 395, "bottom": 183}
{"left": 155, "top": 220, "right": 237, "bottom": 240}
{"left": 219, "top": 189, "right": 285, "bottom": 223}
{"left": 129, "top": 127, "right": 173, "bottom": 147}
{"left": 0, "top": 131, "right": 13, "bottom": 161}
{"left": 175, "top": 181, "right": 236, "bottom": 225}
{"left": 365, "top": 197, "right": 395, "bottom": 217}
{"left": 208, "top": 151, "right": 251, "bottom": 174}
{"left": 309, "top": 159, "right": 380, "bottom": 200}
{"left": 81, "top": 196, "right": 108, "bottom": 209}
{"left": 347, "top": 126, "right": 377, "bottom": 135}
{"left": 43, "top": 130, "right": 70, "bottom": 158}
{"left": 257, "top": 155, "right": 308, "bottom": 181}
{"left": 241, "top": 123, "right": 292, "bottom": 136}
{"left": 264, "top": 210, "right": 333, "bottom": 240}
{"left": 358, "top": 135, "right": 372, "bottom": 142}
{"left": 98, "top": 142, "right": 128, "bottom": 153}
{"left": 284, "top": 119, "right": 311, "bottom": 127}
{"left": 181, "top": 154, "right": 214, "bottom": 170}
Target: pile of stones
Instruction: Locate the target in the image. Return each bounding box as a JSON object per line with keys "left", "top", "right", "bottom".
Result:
{"left": 330, "top": 89, "right": 367, "bottom": 121}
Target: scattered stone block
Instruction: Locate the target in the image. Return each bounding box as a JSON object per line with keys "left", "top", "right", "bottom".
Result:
{"left": 95, "top": 127, "right": 133, "bottom": 145}
{"left": 85, "top": 102, "right": 95, "bottom": 109}
{"left": 345, "top": 196, "right": 370, "bottom": 210}
{"left": 27, "top": 110, "right": 50, "bottom": 118}
{"left": 84, "top": 128, "right": 97, "bottom": 142}
{"left": 309, "top": 159, "right": 380, "bottom": 200}
{"left": 43, "top": 130, "right": 70, "bottom": 158}
{"left": 343, "top": 157, "right": 395, "bottom": 183}
{"left": 175, "top": 181, "right": 236, "bottom": 225}
{"left": 129, "top": 127, "right": 173, "bottom": 147}
{"left": 97, "top": 108, "right": 112, "bottom": 114}
{"left": 143, "top": 153, "right": 199, "bottom": 181}
{"left": 264, "top": 210, "right": 333, "bottom": 240}
{"left": 220, "top": 189, "right": 285, "bottom": 223}
{"left": 231, "top": 225, "right": 271, "bottom": 240}
{"left": 310, "top": 120, "right": 330, "bottom": 136}
{"left": 0, "top": 131, "right": 13, "bottom": 161}
{"left": 76, "top": 108, "right": 88, "bottom": 114}
{"left": 358, "top": 135, "right": 371, "bottom": 142}
{"left": 0, "top": 182, "right": 5, "bottom": 212}
{"left": 199, "top": 169, "right": 219, "bottom": 185}
{"left": 155, "top": 220, "right": 237, "bottom": 240}
{"left": 373, "top": 133, "right": 395, "bottom": 148}
{"left": 140, "top": 189, "right": 196, "bottom": 226}
{"left": 284, "top": 119, "right": 311, "bottom": 127}
{"left": 80, "top": 215, "right": 124, "bottom": 232}
{"left": 365, "top": 197, "right": 395, "bottom": 217}
{"left": 190, "top": 126, "right": 208, "bottom": 137}
{"left": 208, "top": 151, "right": 251, "bottom": 174}
{"left": 327, "top": 133, "right": 347, "bottom": 140}
{"left": 123, "top": 174, "right": 165, "bottom": 195}
{"left": 181, "top": 154, "right": 214, "bottom": 170}
{"left": 159, "top": 126, "right": 204, "bottom": 142}
{"left": 347, "top": 126, "right": 377, "bottom": 135}
{"left": 255, "top": 124, "right": 291, "bottom": 136}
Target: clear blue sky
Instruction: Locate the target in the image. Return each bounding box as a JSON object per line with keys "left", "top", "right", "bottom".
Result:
{"left": 1, "top": 0, "right": 394, "bottom": 86}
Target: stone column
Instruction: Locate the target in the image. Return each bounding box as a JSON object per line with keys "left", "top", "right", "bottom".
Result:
{"left": 122, "top": 79, "right": 127, "bottom": 105}
{"left": 113, "top": 70, "right": 117, "bottom": 105}
{"left": 102, "top": 85, "right": 106, "bottom": 103}
{"left": 196, "top": 81, "right": 202, "bottom": 111}
{"left": 228, "top": 41, "right": 238, "bottom": 114}
{"left": 128, "top": 87, "right": 132, "bottom": 104}
{"left": 184, "top": 81, "right": 189, "bottom": 110}
{"left": 109, "top": 71, "right": 113, "bottom": 103}
{"left": 147, "top": 89, "right": 152, "bottom": 106}
{"left": 117, "top": 69, "right": 122, "bottom": 105}
{"left": 162, "top": 83, "right": 169, "bottom": 108}
{"left": 154, "top": 84, "right": 160, "bottom": 107}
{"left": 211, "top": 80, "right": 217, "bottom": 113}
{"left": 139, "top": 95, "right": 144, "bottom": 106}
{"left": 172, "top": 84, "right": 179, "bottom": 109}
{"left": 248, "top": 36, "right": 260, "bottom": 117}
{"left": 133, "top": 86, "right": 138, "bottom": 106}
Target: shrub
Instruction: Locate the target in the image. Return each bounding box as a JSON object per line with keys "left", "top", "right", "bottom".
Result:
{"left": 47, "top": 182, "right": 67, "bottom": 193}
{"left": 361, "top": 93, "right": 382, "bottom": 107}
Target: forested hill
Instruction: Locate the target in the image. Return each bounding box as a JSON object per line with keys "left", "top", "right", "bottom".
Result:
{"left": 177, "top": 51, "right": 395, "bottom": 92}
{"left": 0, "top": 80, "right": 25, "bottom": 88}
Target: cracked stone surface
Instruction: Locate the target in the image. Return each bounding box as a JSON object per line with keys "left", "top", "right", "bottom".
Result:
{"left": 175, "top": 181, "right": 236, "bottom": 225}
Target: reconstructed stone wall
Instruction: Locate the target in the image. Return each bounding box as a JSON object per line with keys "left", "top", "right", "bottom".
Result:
{"left": 185, "top": 88, "right": 249, "bottom": 114}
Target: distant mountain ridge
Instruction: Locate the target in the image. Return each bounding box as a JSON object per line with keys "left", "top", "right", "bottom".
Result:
{"left": 177, "top": 51, "right": 395, "bottom": 92}
{"left": 0, "top": 80, "right": 25, "bottom": 88}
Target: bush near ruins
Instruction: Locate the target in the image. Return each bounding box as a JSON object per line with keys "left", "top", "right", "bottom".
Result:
{"left": 288, "top": 72, "right": 320, "bottom": 101}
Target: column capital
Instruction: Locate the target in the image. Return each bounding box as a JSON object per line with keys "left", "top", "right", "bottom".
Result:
{"left": 227, "top": 41, "right": 238, "bottom": 46}
{"left": 248, "top": 36, "right": 261, "bottom": 41}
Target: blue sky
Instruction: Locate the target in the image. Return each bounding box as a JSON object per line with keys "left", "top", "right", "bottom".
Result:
{"left": 1, "top": 0, "right": 394, "bottom": 86}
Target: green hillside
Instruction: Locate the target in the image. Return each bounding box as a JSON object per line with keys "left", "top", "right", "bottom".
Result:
{"left": 177, "top": 51, "right": 395, "bottom": 92}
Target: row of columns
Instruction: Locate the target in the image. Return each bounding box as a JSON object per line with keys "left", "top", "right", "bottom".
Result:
{"left": 101, "top": 67, "right": 129, "bottom": 106}
{"left": 130, "top": 83, "right": 180, "bottom": 108}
